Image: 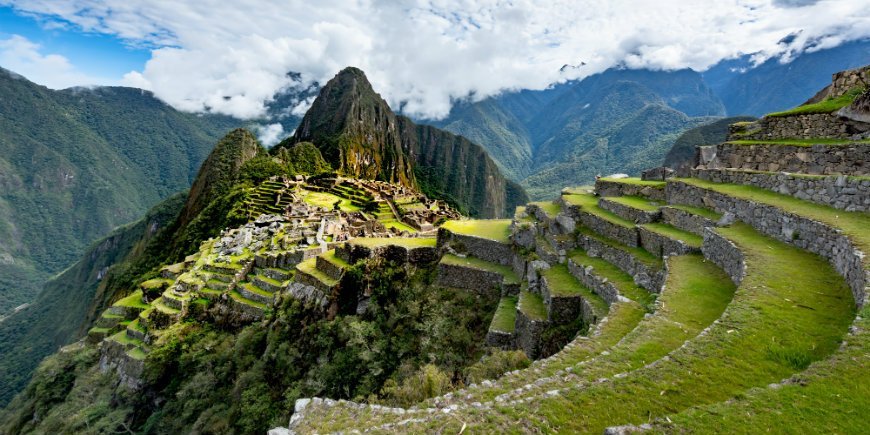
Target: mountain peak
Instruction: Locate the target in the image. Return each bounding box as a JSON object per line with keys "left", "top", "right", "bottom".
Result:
{"left": 284, "top": 66, "right": 417, "bottom": 188}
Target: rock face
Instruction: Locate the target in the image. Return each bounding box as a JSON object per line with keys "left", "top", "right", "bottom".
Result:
{"left": 290, "top": 67, "right": 416, "bottom": 188}
{"left": 279, "top": 67, "right": 528, "bottom": 218}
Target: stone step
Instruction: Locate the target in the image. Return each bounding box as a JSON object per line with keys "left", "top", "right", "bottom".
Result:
{"left": 316, "top": 250, "right": 349, "bottom": 281}
{"left": 485, "top": 296, "right": 518, "bottom": 350}
{"left": 540, "top": 264, "right": 608, "bottom": 326}
{"left": 228, "top": 290, "right": 267, "bottom": 321}
{"left": 660, "top": 204, "right": 722, "bottom": 236}
{"left": 295, "top": 257, "right": 340, "bottom": 293}
{"left": 566, "top": 249, "right": 655, "bottom": 309}
{"left": 561, "top": 193, "right": 640, "bottom": 247}
{"left": 161, "top": 291, "right": 186, "bottom": 311}
{"left": 693, "top": 167, "right": 870, "bottom": 213}
{"left": 638, "top": 223, "right": 703, "bottom": 257}
{"left": 125, "top": 319, "right": 147, "bottom": 341}
{"left": 436, "top": 254, "right": 521, "bottom": 296}
{"left": 206, "top": 271, "right": 234, "bottom": 283}
{"left": 95, "top": 312, "right": 124, "bottom": 329}
{"left": 203, "top": 262, "right": 243, "bottom": 275}
{"left": 206, "top": 278, "right": 230, "bottom": 290}
{"left": 515, "top": 291, "right": 549, "bottom": 359}
{"left": 239, "top": 282, "right": 276, "bottom": 305}
{"left": 257, "top": 266, "right": 294, "bottom": 282}
{"left": 438, "top": 219, "right": 514, "bottom": 266}
{"left": 251, "top": 274, "right": 287, "bottom": 293}
{"left": 598, "top": 196, "right": 663, "bottom": 224}
{"left": 574, "top": 226, "right": 665, "bottom": 294}
{"left": 697, "top": 140, "right": 870, "bottom": 177}
{"left": 592, "top": 177, "right": 666, "bottom": 201}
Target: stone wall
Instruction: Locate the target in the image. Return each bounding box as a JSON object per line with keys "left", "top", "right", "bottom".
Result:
{"left": 638, "top": 227, "right": 699, "bottom": 258}
{"left": 485, "top": 330, "right": 514, "bottom": 349}
{"left": 830, "top": 66, "right": 870, "bottom": 98}
{"left": 540, "top": 276, "right": 585, "bottom": 325}
{"left": 577, "top": 232, "right": 666, "bottom": 293}
{"left": 700, "top": 142, "right": 870, "bottom": 176}
{"left": 315, "top": 256, "right": 344, "bottom": 280}
{"left": 438, "top": 229, "right": 514, "bottom": 265}
{"left": 99, "top": 340, "right": 144, "bottom": 390}
{"left": 599, "top": 198, "right": 660, "bottom": 224}
{"left": 738, "top": 112, "right": 852, "bottom": 140}
{"left": 595, "top": 180, "right": 666, "bottom": 201}
{"left": 569, "top": 207, "right": 640, "bottom": 248}
{"left": 660, "top": 207, "right": 718, "bottom": 236}
{"left": 435, "top": 262, "right": 503, "bottom": 296}
{"left": 667, "top": 181, "right": 868, "bottom": 307}
{"left": 515, "top": 309, "right": 547, "bottom": 359}
{"left": 701, "top": 228, "right": 746, "bottom": 286}
{"left": 566, "top": 259, "right": 620, "bottom": 305}
{"left": 694, "top": 168, "right": 870, "bottom": 212}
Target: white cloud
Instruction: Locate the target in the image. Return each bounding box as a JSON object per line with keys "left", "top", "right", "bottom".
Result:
{"left": 0, "top": 34, "right": 115, "bottom": 89}
{"left": 2, "top": 0, "right": 869, "bottom": 119}
{"left": 255, "top": 122, "right": 287, "bottom": 147}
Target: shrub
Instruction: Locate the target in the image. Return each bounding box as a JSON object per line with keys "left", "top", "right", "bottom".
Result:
{"left": 380, "top": 364, "right": 452, "bottom": 407}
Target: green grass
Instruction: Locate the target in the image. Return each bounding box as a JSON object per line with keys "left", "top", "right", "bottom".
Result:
{"left": 152, "top": 298, "right": 180, "bottom": 315}
{"left": 543, "top": 264, "right": 609, "bottom": 316}
{"left": 530, "top": 201, "right": 561, "bottom": 217}
{"left": 108, "top": 330, "right": 144, "bottom": 348}
{"left": 766, "top": 87, "right": 864, "bottom": 117}
{"left": 726, "top": 138, "right": 870, "bottom": 147}
{"left": 674, "top": 178, "right": 870, "bottom": 257}
{"left": 575, "top": 226, "right": 662, "bottom": 268}
{"left": 127, "top": 318, "right": 145, "bottom": 333}
{"left": 490, "top": 296, "right": 518, "bottom": 333}
{"left": 659, "top": 307, "right": 870, "bottom": 433}
{"left": 518, "top": 291, "right": 547, "bottom": 321}
{"left": 641, "top": 222, "right": 704, "bottom": 248}
{"left": 321, "top": 249, "right": 350, "bottom": 268}
{"left": 441, "top": 219, "right": 512, "bottom": 243}
{"left": 562, "top": 193, "right": 635, "bottom": 228}
{"left": 598, "top": 177, "right": 665, "bottom": 188}
{"left": 605, "top": 195, "right": 663, "bottom": 212}
{"left": 440, "top": 254, "right": 520, "bottom": 285}
{"left": 302, "top": 190, "right": 361, "bottom": 211}
{"left": 127, "top": 346, "right": 147, "bottom": 360}
{"left": 139, "top": 278, "right": 171, "bottom": 290}
{"left": 241, "top": 282, "right": 273, "bottom": 298}
{"left": 402, "top": 225, "right": 851, "bottom": 433}
{"left": 666, "top": 204, "right": 722, "bottom": 221}
{"left": 348, "top": 237, "right": 436, "bottom": 248}
{"left": 296, "top": 257, "right": 339, "bottom": 287}
{"left": 568, "top": 249, "right": 655, "bottom": 310}
{"left": 229, "top": 290, "right": 268, "bottom": 310}
{"left": 113, "top": 290, "right": 149, "bottom": 310}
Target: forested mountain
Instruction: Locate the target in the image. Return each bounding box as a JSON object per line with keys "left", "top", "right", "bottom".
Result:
{"left": 663, "top": 116, "right": 757, "bottom": 172}
{"left": 0, "top": 68, "right": 240, "bottom": 317}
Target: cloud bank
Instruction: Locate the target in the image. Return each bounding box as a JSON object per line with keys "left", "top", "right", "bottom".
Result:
{"left": 2, "top": 0, "right": 869, "bottom": 119}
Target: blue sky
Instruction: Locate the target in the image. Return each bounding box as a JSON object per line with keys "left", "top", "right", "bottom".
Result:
{"left": 0, "top": 0, "right": 867, "bottom": 120}
{"left": 0, "top": 6, "right": 148, "bottom": 83}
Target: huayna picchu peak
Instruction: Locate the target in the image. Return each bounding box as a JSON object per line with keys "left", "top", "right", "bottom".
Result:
{"left": 279, "top": 67, "right": 528, "bottom": 218}
{"left": 0, "top": 43, "right": 870, "bottom": 435}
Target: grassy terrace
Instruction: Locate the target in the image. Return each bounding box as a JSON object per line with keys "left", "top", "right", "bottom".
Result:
{"left": 541, "top": 264, "right": 608, "bottom": 314}
{"left": 518, "top": 291, "right": 546, "bottom": 321}
{"left": 321, "top": 249, "right": 350, "bottom": 268}
{"left": 666, "top": 204, "right": 722, "bottom": 221}
{"left": 241, "top": 282, "right": 273, "bottom": 298}
{"left": 726, "top": 138, "right": 870, "bottom": 147}
{"left": 766, "top": 87, "right": 864, "bottom": 117}
{"left": 703, "top": 168, "right": 870, "bottom": 182}
{"left": 296, "top": 257, "right": 339, "bottom": 287}
{"left": 298, "top": 253, "right": 738, "bottom": 431}
{"left": 562, "top": 193, "right": 635, "bottom": 228}
{"left": 302, "top": 190, "right": 361, "bottom": 212}
{"left": 659, "top": 306, "right": 870, "bottom": 433}
{"left": 575, "top": 226, "right": 661, "bottom": 268}
{"left": 568, "top": 249, "right": 655, "bottom": 310}
{"left": 348, "top": 237, "right": 436, "bottom": 248}
{"left": 441, "top": 219, "right": 512, "bottom": 243}
{"left": 674, "top": 178, "right": 870, "bottom": 256}
{"left": 605, "top": 195, "right": 663, "bottom": 211}
{"left": 490, "top": 296, "right": 518, "bottom": 333}
{"left": 383, "top": 221, "right": 417, "bottom": 233}
{"left": 229, "top": 290, "right": 268, "bottom": 309}
{"left": 530, "top": 201, "right": 561, "bottom": 217}
{"left": 598, "top": 177, "right": 665, "bottom": 188}
{"left": 114, "top": 290, "right": 149, "bottom": 310}
{"left": 440, "top": 254, "right": 519, "bottom": 285}
{"left": 641, "top": 222, "right": 704, "bottom": 248}
{"left": 380, "top": 224, "right": 853, "bottom": 433}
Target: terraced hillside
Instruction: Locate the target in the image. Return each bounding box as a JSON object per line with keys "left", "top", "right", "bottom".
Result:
{"left": 283, "top": 67, "right": 870, "bottom": 433}
{"left": 3, "top": 66, "right": 868, "bottom": 434}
